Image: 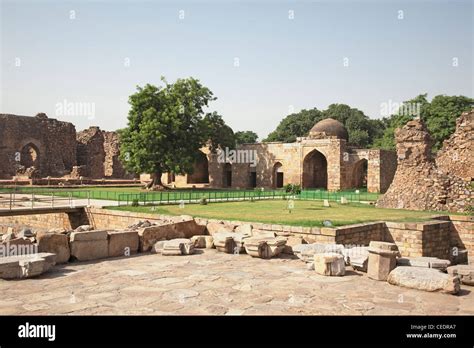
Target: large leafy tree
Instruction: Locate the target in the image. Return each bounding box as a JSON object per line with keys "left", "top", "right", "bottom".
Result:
{"left": 264, "top": 108, "right": 323, "bottom": 143}
{"left": 235, "top": 131, "right": 258, "bottom": 145}
{"left": 119, "top": 77, "right": 233, "bottom": 189}
{"left": 373, "top": 94, "right": 473, "bottom": 151}
{"left": 264, "top": 105, "right": 384, "bottom": 147}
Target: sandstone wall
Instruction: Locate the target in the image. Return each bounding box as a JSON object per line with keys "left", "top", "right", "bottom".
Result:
{"left": 76, "top": 127, "right": 106, "bottom": 178}
{"left": 376, "top": 119, "right": 472, "bottom": 212}
{"left": 436, "top": 109, "right": 474, "bottom": 181}
{"left": 0, "top": 113, "right": 77, "bottom": 178}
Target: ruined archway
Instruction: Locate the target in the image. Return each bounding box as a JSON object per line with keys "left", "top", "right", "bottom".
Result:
{"left": 223, "top": 163, "right": 232, "bottom": 187}
{"left": 302, "top": 150, "right": 327, "bottom": 189}
{"left": 352, "top": 159, "right": 368, "bottom": 188}
{"left": 187, "top": 151, "right": 209, "bottom": 184}
{"left": 249, "top": 166, "right": 257, "bottom": 188}
{"left": 20, "top": 143, "right": 40, "bottom": 169}
{"left": 273, "top": 162, "right": 284, "bottom": 188}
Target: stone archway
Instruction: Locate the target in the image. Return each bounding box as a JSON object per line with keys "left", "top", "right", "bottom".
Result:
{"left": 302, "top": 150, "right": 327, "bottom": 189}
{"left": 187, "top": 151, "right": 209, "bottom": 184}
{"left": 273, "top": 162, "right": 284, "bottom": 188}
{"left": 20, "top": 143, "right": 40, "bottom": 169}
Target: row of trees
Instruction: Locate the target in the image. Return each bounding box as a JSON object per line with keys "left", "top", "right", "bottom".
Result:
{"left": 119, "top": 77, "right": 472, "bottom": 189}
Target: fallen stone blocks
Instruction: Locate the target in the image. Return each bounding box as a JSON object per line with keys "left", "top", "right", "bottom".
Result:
{"left": 367, "top": 241, "right": 400, "bottom": 281}
{"left": 213, "top": 232, "right": 238, "bottom": 254}
{"left": 69, "top": 230, "right": 108, "bottom": 261}
{"left": 36, "top": 231, "right": 71, "bottom": 264}
{"left": 206, "top": 222, "right": 234, "bottom": 237}
{"left": 190, "top": 235, "right": 214, "bottom": 249}
{"left": 397, "top": 256, "right": 450, "bottom": 271}
{"left": 342, "top": 246, "right": 369, "bottom": 272}
{"left": 293, "top": 243, "right": 344, "bottom": 263}
{"left": 0, "top": 253, "right": 56, "bottom": 279}
{"left": 447, "top": 265, "right": 474, "bottom": 286}
{"left": 244, "top": 237, "right": 286, "bottom": 259}
{"left": 161, "top": 238, "right": 195, "bottom": 256}
{"left": 313, "top": 252, "right": 345, "bottom": 276}
{"left": 107, "top": 230, "right": 139, "bottom": 258}
{"left": 387, "top": 266, "right": 460, "bottom": 294}
{"left": 137, "top": 223, "right": 185, "bottom": 252}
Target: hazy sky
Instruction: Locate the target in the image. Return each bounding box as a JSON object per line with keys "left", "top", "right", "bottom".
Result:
{"left": 1, "top": 0, "right": 472, "bottom": 138}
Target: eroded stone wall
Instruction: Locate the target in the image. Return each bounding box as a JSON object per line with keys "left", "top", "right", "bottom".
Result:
{"left": 436, "top": 109, "right": 474, "bottom": 181}
{"left": 0, "top": 113, "right": 77, "bottom": 178}
{"left": 376, "top": 119, "right": 472, "bottom": 212}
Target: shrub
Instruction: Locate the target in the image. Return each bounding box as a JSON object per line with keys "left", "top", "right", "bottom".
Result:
{"left": 131, "top": 199, "right": 139, "bottom": 207}
{"left": 199, "top": 197, "right": 208, "bottom": 205}
{"left": 284, "top": 183, "right": 301, "bottom": 195}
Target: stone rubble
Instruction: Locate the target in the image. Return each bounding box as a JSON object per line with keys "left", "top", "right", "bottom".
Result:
{"left": 387, "top": 266, "right": 460, "bottom": 294}
{"left": 447, "top": 264, "right": 474, "bottom": 286}
{"left": 313, "top": 253, "right": 345, "bottom": 276}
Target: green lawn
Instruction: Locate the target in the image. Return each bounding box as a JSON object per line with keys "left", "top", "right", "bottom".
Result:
{"left": 108, "top": 200, "right": 448, "bottom": 227}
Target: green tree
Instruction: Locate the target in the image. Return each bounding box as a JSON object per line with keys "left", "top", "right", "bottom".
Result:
{"left": 372, "top": 94, "right": 473, "bottom": 151}
{"left": 264, "top": 108, "right": 323, "bottom": 143}
{"left": 119, "top": 77, "right": 231, "bottom": 189}
{"left": 203, "top": 112, "right": 236, "bottom": 151}
{"left": 235, "top": 130, "right": 258, "bottom": 145}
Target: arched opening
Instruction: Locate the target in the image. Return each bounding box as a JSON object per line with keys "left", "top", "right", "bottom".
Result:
{"left": 302, "top": 150, "right": 327, "bottom": 189}
{"left": 187, "top": 152, "right": 209, "bottom": 184}
{"left": 20, "top": 143, "right": 40, "bottom": 169}
{"left": 352, "top": 159, "right": 368, "bottom": 189}
{"left": 223, "top": 163, "right": 232, "bottom": 187}
{"left": 249, "top": 166, "right": 257, "bottom": 188}
{"left": 273, "top": 162, "right": 284, "bottom": 188}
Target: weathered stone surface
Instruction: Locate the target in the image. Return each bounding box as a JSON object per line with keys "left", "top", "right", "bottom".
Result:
{"left": 70, "top": 230, "right": 108, "bottom": 242}
{"left": 151, "top": 240, "right": 166, "bottom": 254}
{"left": 377, "top": 117, "right": 472, "bottom": 213}
{"left": 36, "top": 232, "right": 70, "bottom": 263}
{"left": 235, "top": 224, "right": 252, "bottom": 237}
{"left": 206, "top": 222, "right": 233, "bottom": 237}
{"left": 282, "top": 236, "right": 304, "bottom": 254}
{"left": 367, "top": 241, "right": 399, "bottom": 281}
{"left": 252, "top": 230, "right": 276, "bottom": 238}
{"left": 162, "top": 238, "right": 194, "bottom": 256}
{"left": 107, "top": 230, "right": 139, "bottom": 258}
{"left": 137, "top": 223, "right": 185, "bottom": 252}
{"left": 17, "top": 228, "right": 34, "bottom": 238}
{"left": 244, "top": 237, "right": 286, "bottom": 259}
{"left": 191, "top": 235, "right": 214, "bottom": 249}
{"left": 447, "top": 265, "right": 474, "bottom": 286}
{"left": 70, "top": 240, "right": 108, "bottom": 261}
{"left": 293, "top": 243, "right": 344, "bottom": 262}
{"left": 397, "top": 257, "right": 450, "bottom": 271}
{"left": 213, "top": 232, "right": 236, "bottom": 254}
{"left": 75, "top": 225, "right": 93, "bottom": 232}
{"left": 388, "top": 266, "right": 460, "bottom": 294}
{"left": 313, "top": 253, "right": 345, "bottom": 276}
{"left": 342, "top": 246, "right": 369, "bottom": 272}
{"left": 0, "top": 253, "right": 56, "bottom": 279}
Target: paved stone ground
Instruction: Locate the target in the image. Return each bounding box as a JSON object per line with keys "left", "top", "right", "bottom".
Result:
{"left": 0, "top": 249, "right": 473, "bottom": 315}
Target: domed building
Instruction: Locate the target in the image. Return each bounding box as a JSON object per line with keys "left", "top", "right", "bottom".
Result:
{"left": 167, "top": 118, "right": 398, "bottom": 193}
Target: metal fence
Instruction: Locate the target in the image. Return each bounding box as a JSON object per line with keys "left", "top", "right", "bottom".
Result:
{"left": 0, "top": 190, "right": 91, "bottom": 211}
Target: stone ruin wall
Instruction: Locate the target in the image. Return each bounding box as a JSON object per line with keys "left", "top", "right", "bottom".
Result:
{"left": 0, "top": 113, "right": 131, "bottom": 180}
{"left": 436, "top": 109, "right": 474, "bottom": 181}
{"left": 75, "top": 127, "right": 131, "bottom": 179}
{"left": 377, "top": 113, "right": 473, "bottom": 213}
{"left": 0, "top": 113, "right": 77, "bottom": 179}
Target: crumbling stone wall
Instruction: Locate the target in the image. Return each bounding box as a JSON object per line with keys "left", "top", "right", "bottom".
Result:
{"left": 0, "top": 113, "right": 77, "bottom": 178}
{"left": 76, "top": 127, "right": 106, "bottom": 178}
{"left": 103, "top": 131, "right": 130, "bottom": 178}
{"left": 376, "top": 119, "right": 472, "bottom": 212}
{"left": 436, "top": 109, "right": 473, "bottom": 181}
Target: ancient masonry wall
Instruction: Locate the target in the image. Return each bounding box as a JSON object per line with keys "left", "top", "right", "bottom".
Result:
{"left": 0, "top": 113, "right": 77, "bottom": 178}
{"left": 436, "top": 109, "right": 474, "bottom": 181}
{"left": 376, "top": 118, "right": 472, "bottom": 212}
{"left": 1, "top": 208, "right": 471, "bottom": 261}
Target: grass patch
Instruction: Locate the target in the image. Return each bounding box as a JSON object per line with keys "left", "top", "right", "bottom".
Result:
{"left": 107, "top": 200, "right": 447, "bottom": 227}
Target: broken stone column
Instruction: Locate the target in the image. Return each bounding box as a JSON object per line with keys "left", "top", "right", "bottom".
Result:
{"left": 367, "top": 241, "right": 400, "bottom": 281}
{"left": 313, "top": 253, "right": 345, "bottom": 276}
{"left": 190, "top": 235, "right": 214, "bottom": 249}
{"left": 213, "top": 232, "right": 237, "bottom": 254}
{"left": 244, "top": 237, "right": 286, "bottom": 259}
{"left": 161, "top": 238, "right": 194, "bottom": 256}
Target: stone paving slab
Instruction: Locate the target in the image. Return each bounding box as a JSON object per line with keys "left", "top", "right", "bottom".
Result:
{"left": 0, "top": 249, "right": 472, "bottom": 315}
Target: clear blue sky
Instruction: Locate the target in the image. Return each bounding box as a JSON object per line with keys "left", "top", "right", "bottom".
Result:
{"left": 1, "top": 0, "right": 472, "bottom": 138}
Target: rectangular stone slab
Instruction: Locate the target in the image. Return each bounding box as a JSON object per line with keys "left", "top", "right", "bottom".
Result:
{"left": 70, "top": 240, "right": 108, "bottom": 261}
{"left": 70, "top": 230, "right": 108, "bottom": 242}
{"left": 388, "top": 266, "right": 460, "bottom": 294}
{"left": 107, "top": 230, "right": 139, "bottom": 258}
